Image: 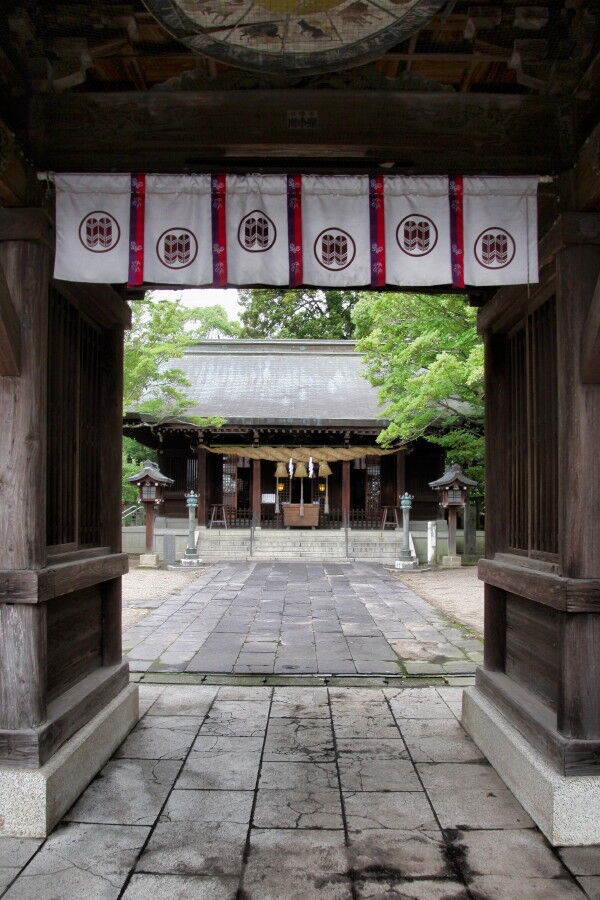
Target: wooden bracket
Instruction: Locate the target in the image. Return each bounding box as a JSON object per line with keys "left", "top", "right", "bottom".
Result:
{"left": 0, "top": 258, "right": 20, "bottom": 375}
{"left": 582, "top": 271, "right": 600, "bottom": 383}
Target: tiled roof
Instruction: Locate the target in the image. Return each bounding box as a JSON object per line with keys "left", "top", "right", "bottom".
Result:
{"left": 162, "top": 339, "right": 384, "bottom": 426}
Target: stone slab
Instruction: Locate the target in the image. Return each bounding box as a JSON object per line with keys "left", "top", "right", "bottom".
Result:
{"left": 463, "top": 686, "right": 600, "bottom": 846}
{"left": 0, "top": 684, "right": 139, "bottom": 838}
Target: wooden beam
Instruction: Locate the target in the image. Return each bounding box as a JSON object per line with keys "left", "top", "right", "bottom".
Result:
{"left": 0, "top": 258, "right": 20, "bottom": 375}
{"left": 582, "top": 271, "right": 600, "bottom": 383}
{"left": 0, "top": 208, "right": 52, "bottom": 244}
{"left": 54, "top": 280, "right": 131, "bottom": 329}
{"left": 0, "top": 118, "right": 39, "bottom": 208}
{"left": 31, "top": 91, "right": 572, "bottom": 175}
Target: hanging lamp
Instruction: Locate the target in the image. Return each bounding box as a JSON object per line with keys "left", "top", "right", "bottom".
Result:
{"left": 318, "top": 461, "right": 332, "bottom": 515}
{"left": 275, "top": 461, "right": 287, "bottom": 514}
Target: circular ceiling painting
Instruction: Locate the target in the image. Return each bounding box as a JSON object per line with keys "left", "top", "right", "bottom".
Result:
{"left": 144, "top": 0, "right": 445, "bottom": 75}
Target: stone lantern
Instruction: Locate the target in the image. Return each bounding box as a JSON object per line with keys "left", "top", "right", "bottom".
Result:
{"left": 127, "top": 460, "right": 174, "bottom": 568}
{"left": 394, "top": 492, "right": 419, "bottom": 569}
{"left": 429, "top": 464, "right": 477, "bottom": 567}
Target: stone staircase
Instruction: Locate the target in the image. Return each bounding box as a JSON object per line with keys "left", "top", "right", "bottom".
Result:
{"left": 196, "top": 528, "right": 405, "bottom": 562}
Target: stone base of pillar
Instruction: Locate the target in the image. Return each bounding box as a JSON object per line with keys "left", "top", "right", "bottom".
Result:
{"left": 441, "top": 554, "right": 462, "bottom": 567}
{"left": 174, "top": 557, "right": 204, "bottom": 568}
{"left": 394, "top": 558, "right": 419, "bottom": 569}
{"left": 462, "top": 686, "right": 600, "bottom": 846}
{"left": 0, "top": 684, "right": 138, "bottom": 838}
{"left": 139, "top": 553, "right": 160, "bottom": 568}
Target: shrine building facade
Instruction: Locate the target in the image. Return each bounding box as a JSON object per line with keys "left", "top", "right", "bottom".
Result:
{"left": 124, "top": 339, "right": 444, "bottom": 528}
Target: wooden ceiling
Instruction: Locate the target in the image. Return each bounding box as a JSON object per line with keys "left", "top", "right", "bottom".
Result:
{"left": 0, "top": 1, "right": 598, "bottom": 194}
{"left": 2, "top": 1, "right": 598, "bottom": 101}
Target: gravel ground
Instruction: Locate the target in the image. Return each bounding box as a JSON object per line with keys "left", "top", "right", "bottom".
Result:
{"left": 393, "top": 566, "right": 484, "bottom": 637}
{"left": 122, "top": 561, "right": 200, "bottom": 631}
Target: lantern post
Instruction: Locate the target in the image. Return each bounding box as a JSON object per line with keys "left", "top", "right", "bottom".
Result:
{"left": 429, "top": 464, "right": 477, "bottom": 567}
{"left": 394, "top": 492, "right": 419, "bottom": 569}
{"left": 183, "top": 490, "right": 202, "bottom": 565}
{"left": 126, "top": 460, "right": 174, "bottom": 568}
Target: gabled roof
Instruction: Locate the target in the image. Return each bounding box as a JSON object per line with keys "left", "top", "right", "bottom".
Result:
{"left": 429, "top": 464, "right": 477, "bottom": 489}
{"left": 126, "top": 460, "right": 174, "bottom": 485}
{"left": 145, "top": 339, "right": 385, "bottom": 428}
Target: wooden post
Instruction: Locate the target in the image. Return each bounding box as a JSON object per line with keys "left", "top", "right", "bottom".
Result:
{"left": 342, "top": 460, "right": 351, "bottom": 523}
{"left": 473, "top": 216, "right": 600, "bottom": 780}
{"left": 196, "top": 446, "right": 207, "bottom": 525}
{"left": 252, "top": 458, "right": 261, "bottom": 525}
{"left": 555, "top": 240, "right": 600, "bottom": 742}
{"left": 144, "top": 502, "right": 155, "bottom": 553}
{"left": 481, "top": 330, "right": 509, "bottom": 680}
{"left": 0, "top": 239, "right": 50, "bottom": 735}
{"left": 396, "top": 450, "right": 406, "bottom": 499}
{"left": 100, "top": 325, "right": 125, "bottom": 667}
{"left": 447, "top": 507, "right": 457, "bottom": 556}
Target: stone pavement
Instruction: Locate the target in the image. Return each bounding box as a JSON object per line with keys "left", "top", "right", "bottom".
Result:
{"left": 123, "top": 562, "right": 483, "bottom": 676}
{"left": 0, "top": 683, "right": 592, "bottom": 899}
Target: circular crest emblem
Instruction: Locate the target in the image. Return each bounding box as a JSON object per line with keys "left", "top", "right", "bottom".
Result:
{"left": 156, "top": 228, "right": 198, "bottom": 269}
{"left": 396, "top": 215, "right": 438, "bottom": 257}
{"left": 474, "top": 227, "right": 516, "bottom": 269}
{"left": 237, "top": 210, "right": 277, "bottom": 253}
{"left": 78, "top": 211, "right": 120, "bottom": 253}
{"left": 143, "top": 1, "right": 446, "bottom": 77}
{"left": 314, "top": 228, "right": 356, "bottom": 271}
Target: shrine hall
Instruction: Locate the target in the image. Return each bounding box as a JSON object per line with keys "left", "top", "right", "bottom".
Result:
{"left": 123, "top": 339, "right": 444, "bottom": 529}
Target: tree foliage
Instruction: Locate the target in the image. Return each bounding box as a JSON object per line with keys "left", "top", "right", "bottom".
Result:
{"left": 352, "top": 292, "right": 484, "bottom": 492}
{"left": 122, "top": 293, "right": 239, "bottom": 501}
{"left": 238, "top": 289, "right": 358, "bottom": 339}
{"left": 124, "top": 293, "right": 240, "bottom": 416}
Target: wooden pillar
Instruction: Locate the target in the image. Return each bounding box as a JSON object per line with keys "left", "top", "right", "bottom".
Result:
{"left": 196, "top": 446, "right": 207, "bottom": 525}
{"left": 0, "top": 238, "right": 50, "bottom": 734}
{"left": 555, "top": 240, "right": 600, "bottom": 741}
{"left": 0, "top": 216, "right": 132, "bottom": 769}
{"left": 342, "top": 460, "right": 351, "bottom": 522}
{"left": 396, "top": 450, "right": 406, "bottom": 499}
{"left": 474, "top": 214, "right": 600, "bottom": 777}
{"left": 252, "top": 458, "right": 261, "bottom": 525}
{"left": 447, "top": 507, "right": 458, "bottom": 556}
{"left": 144, "top": 502, "right": 155, "bottom": 553}
{"left": 100, "top": 324, "right": 124, "bottom": 667}
{"left": 481, "top": 330, "right": 509, "bottom": 678}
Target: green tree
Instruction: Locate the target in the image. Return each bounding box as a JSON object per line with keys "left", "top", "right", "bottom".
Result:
{"left": 122, "top": 293, "right": 238, "bottom": 501}
{"left": 352, "top": 291, "right": 484, "bottom": 493}
{"left": 124, "top": 293, "right": 240, "bottom": 416}
{"left": 238, "top": 289, "right": 358, "bottom": 339}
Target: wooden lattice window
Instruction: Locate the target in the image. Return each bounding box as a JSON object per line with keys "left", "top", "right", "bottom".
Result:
{"left": 222, "top": 455, "right": 238, "bottom": 510}
{"left": 507, "top": 297, "right": 558, "bottom": 558}
{"left": 366, "top": 459, "right": 381, "bottom": 513}
{"left": 46, "top": 288, "right": 103, "bottom": 550}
